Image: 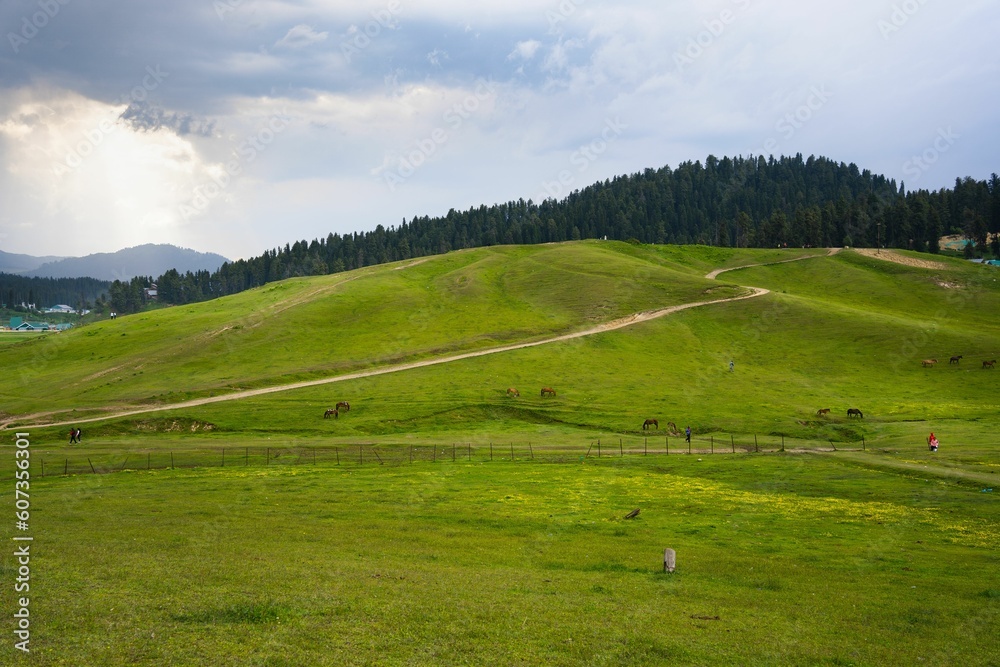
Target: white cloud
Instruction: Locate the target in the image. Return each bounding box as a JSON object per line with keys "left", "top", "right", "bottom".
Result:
{"left": 275, "top": 24, "right": 329, "bottom": 49}
{"left": 508, "top": 39, "right": 542, "bottom": 61}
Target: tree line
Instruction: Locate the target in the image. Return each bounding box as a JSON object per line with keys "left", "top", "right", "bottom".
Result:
{"left": 18, "top": 154, "right": 1000, "bottom": 315}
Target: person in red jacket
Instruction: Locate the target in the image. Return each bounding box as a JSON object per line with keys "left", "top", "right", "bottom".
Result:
{"left": 928, "top": 432, "right": 939, "bottom": 451}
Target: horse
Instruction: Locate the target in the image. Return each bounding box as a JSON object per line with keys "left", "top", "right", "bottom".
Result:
{"left": 336, "top": 401, "right": 350, "bottom": 411}
{"left": 921, "top": 359, "right": 938, "bottom": 367}
{"left": 540, "top": 387, "right": 556, "bottom": 397}
{"left": 642, "top": 418, "right": 658, "bottom": 430}
{"left": 847, "top": 408, "right": 863, "bottom": 418}
{"left": 949, "top": 355, "right": 963, "bottom": 364}
{"left": 506, "top": 387, "right": 520, "bottom": 397}
{"left": 666, "top": 422, "right": 679, "bottom": 435}
{"left": 816, "top": 408, "right": 831, "bottom": 416}
{"left": 323, "top": 408, "right": 339, "bottom": 419}
{"left": 984, "top": 359, "right": 997, "bottom": 369}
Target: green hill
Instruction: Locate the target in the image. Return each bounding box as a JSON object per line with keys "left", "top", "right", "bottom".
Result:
{"left": 3, "top": 242, "right": 998, "bottom": 449}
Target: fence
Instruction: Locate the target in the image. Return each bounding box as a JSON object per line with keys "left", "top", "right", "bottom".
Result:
{"left": 27, "top": 433, "right": 870, "bottom": 478}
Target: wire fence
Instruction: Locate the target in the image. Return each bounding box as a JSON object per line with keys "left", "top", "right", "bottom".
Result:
{"left": 27, "top": 433, "right": 870, "bottom": 477}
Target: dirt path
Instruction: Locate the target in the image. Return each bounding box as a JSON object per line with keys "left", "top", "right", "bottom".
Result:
{"left": 704, "top": 247, "right": 840, "bottom": 280}
{"left": 7, "top": 250, "right": 841, "bottom": 431}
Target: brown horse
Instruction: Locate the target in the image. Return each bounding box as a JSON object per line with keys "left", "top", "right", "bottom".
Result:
{"left": 921, "top": 359, "right": 938, "bottom": 367}
{"left": 642, "top": 418, "right": 658, "bottom": 430}
{"left": 847, "top": 408, "right": 863, "bottom": 418}
{"left": 323, "top": 408, "right": 338, "bottom": 419}
{"left": 336, "top": 401, "right": 350, "bottom": 411}
{"left": 540, "top": 387, "right": 556, "bottom": 397}
{"left": 506, "top": 387, "right": 520, "bottom": 397}
{"left": 816, "top": 408, "right": 831, "bottom": 416}
{"left": 666, "top": 422, "right": 679, "bottom": 435}
{"left": 949, "top": 355, "right": 963, "bottom": 364}
{"left": 984, "top": 359, "right": 997, "bottom": 369}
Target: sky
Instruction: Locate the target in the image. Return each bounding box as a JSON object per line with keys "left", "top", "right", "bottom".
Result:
{"left": 0, "top": 0, "right": 997, "bottom": 260}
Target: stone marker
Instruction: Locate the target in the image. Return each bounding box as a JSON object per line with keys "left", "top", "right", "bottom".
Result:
{"left": 663, "top": 548, "right": 676, "bottom": 573}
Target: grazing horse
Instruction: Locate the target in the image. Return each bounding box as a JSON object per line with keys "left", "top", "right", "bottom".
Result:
{"left": 336, "top": 401, "right": 350, "bottom": 411}
{"left": 816, "top": 408, "right": 831, "bottom": 416}
{"left": 540, "top": 387, "right": 556, "bottom": 397}
{"left": 666, "top": 422, "right": 679, "bottom": 435}
{"left": 642, "top": 418, "right": 658, "bottom": 430}
{"left": 984, "top": 359, "right": 997, "bottom": 369}
{"left": 847, "top": 408, "right": 863, "bottom": 419}
{"left": 506, "top": 387, "right": 520, "bottom": 397}
{"left": 921, "top": 359, "right": 938, "bottom": 367}
{"left": 949, "top": 355, "right": 963, "bottom": 364}
{"left": 323, "top": 408, "right": 339, "bottom": 419}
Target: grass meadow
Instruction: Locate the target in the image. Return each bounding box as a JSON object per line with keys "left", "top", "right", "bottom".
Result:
{"left": 1, "top": 242, "right": 998, "bottom": 665}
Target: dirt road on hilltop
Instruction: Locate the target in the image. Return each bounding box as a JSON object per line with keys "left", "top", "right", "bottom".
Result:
{"left": 6, "top": 251, "right": 841, "bottom": 431}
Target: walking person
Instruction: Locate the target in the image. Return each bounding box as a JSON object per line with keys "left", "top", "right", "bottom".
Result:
{"left": 685, "top": 425, "right": 692, "bottom": 444}
{"left": 729, "top": 359, "right": 734, "bottom": 372}
{"left": 928, "top": 432, "right": 939, "bottom": 452}
{"left": 69, "top": 428, "right": 78, "bottom": 444}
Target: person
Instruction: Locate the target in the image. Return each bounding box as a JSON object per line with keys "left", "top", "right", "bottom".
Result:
{"left": 685, "top": 426, "right": 692, "bottom": 444}
{"left": 928, "top": 432, "right": 939, "bottom": 452}
{"left": 729, "top": 359, "right": 734, "bottom": 372}
{"left": 69, "top": 428, "right": 78, "bottom": 444}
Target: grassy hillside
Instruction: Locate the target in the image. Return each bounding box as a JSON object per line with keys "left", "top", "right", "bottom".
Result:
{"left": 0, "top": 242, "right": 745, "bottom": 420}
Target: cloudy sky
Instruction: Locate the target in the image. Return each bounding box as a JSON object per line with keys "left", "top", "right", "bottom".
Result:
{"left": 1, "top": 0, "right": 997, "bottom": 260}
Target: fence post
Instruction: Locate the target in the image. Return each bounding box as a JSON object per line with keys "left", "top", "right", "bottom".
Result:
{"left": 65, "top": 458, "right": 68, "bottom": 475}
{"left": 40, "top": 459, "right": 44, "bottom": 477}
{"left": 89, "top": 458, "right": 96, "bottom": 474}
{"left": 862, "top": 435, "right": 866, "bottom": 451}
{"left": 665, "top": 436, "right": 669, "bottom": 455}
{"left": 170, "top": 453, "right": 174, "bottom": 470}
{"left": 245, "top": 447, "right": 248, "bottom": 465}
{"left": 373, "top": 449, "right": 383, "bottom": 465}
{"left": 781, "top": 435, "right": 785, "bottom": 452}
{"left": 222, "top": 448, "right": 225, "bottom": 467}
{"left": 490, "top": 443, "right": 493, "bottom": 461}
{"left": 410, "top": 445, "right": 413, "bottom": 464}
{"left": 529, "top": 442, "right": 534, "bottom": 460}
{"left": 619, "top": 439, "right": 623, "bottom": 457}
{"left": 266, "top": 448, "right": 270, "bottom": 465}
{"left": 468, "top": 444, "right": 472, "bottom": 460}
{"left": 644, "top": 438, "right": 647, "bottom": 456}
{"left": 336, "top": 447, "right": 340, "bottom": 465}
{"left": 688, "top": 437, "right": 691, "bottom": 455}
{"left": 147, "top": 453, "right": 150, "bottom": 470}
{"left": 361, "top": 445, "right": 365, "bottom": 465}
{"left": 830, "top": 440, "right": 837, "bottom": 451}
{"left": 452, "top": 444, "right": 456, "bottom": 462}
{"left": 711, "top": 435, "right": 714, "bottom": 454}
{"left": 754, "top": 434, "right": 758, "bottom": 453}
{"left": 120, "top": 456, "right": 129, "bottom": 471}
{"left": 433, "top": 446, "right": 436, "bottom": 463}
{"left": 731, "top": 435, "right": 735, "bottom": 453}
{"left": 598, "top": 440, "right": 601, "bottom": 458}
{"left": 313, "top": 448, "right": 317, "bottom": 465}
{"left": 586, "top": 444, "right": 592, "bottom": 458}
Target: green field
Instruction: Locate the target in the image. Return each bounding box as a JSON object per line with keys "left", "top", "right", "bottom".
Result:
{"left": 2, "top": 242, "right": 998, "bottom": 665}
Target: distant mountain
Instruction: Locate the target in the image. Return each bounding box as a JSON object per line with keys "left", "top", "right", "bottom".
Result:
{"left": 0, "top": 249, "right": 66, "bottom": 274}
{"left": 23, "top": 244, "right": 230, "bottom": 281}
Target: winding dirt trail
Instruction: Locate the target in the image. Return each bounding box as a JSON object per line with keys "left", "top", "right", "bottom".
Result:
{"left": 6, "top": 250, "right": 841, "bottom": 431}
